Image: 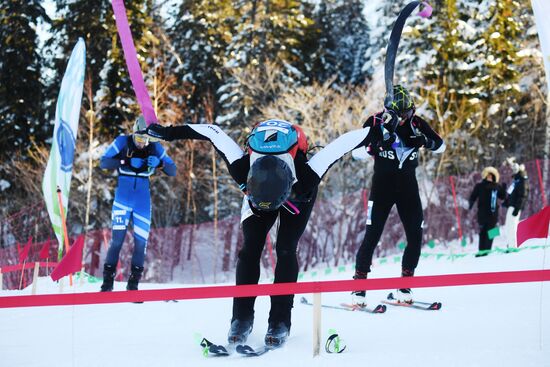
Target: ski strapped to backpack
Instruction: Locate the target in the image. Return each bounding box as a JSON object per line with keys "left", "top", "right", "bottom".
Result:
{"left": 383, "top": 1, "right": 433, "bottom": 110}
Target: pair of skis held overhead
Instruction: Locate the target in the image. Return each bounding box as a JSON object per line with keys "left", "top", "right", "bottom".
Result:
{"left": 200, "top": 293, "right": 442, "bottom": 357}
{"left": 199, "top": 0, "right": 437, "bottom": 358}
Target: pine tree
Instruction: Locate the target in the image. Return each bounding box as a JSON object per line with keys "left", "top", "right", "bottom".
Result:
{"left": 50, "top": 0, "right": 156, "bottom": 136}
{"left": 414, "top": 0, "right": 487, "bottom": 173}
{"left": 313, "top": 0, "right": 371, "bottom": 85}
{"left": 365, "top": 0, "right": 403, "bottom": 77}
{"left": 477, "top": 0, "right": 523, "bottom": 162}
{"left": 169, "top": 0, "right": 235, "bottom": 122}
{"left": 0, "top": 0, "right": 49, "bottom": 155}
{"left": 217, "top": 0, "right": 315, "bottom": 129}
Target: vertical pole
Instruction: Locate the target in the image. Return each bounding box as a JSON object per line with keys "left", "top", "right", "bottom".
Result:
{"left": 312, "top": 292, "right": 322, "bottom": 357}
{"left": 80, "top": 264, "right": 85, "bottom": 286}
{"left": 212, "top": 149, "right": 219, "bottom": 283}
{"left": 31, "top": 262, "right": 40, "bottom": 295}
{"left": 84, "top": 87, "right": 95, "bottom": 233}
{"left": 18, "top": 260, "right": 27, "bottom": 290}
{"left": 449, "top": 176, "right": 463, "bottom": 241}
{"left": 57, "top": 186, "right": 73, "bottom": 286}
{"left": 0, "top": 268, "right": 3, "bottom": 290}
{"left": 536, "top": 159, "right": 548, "bottom": 207}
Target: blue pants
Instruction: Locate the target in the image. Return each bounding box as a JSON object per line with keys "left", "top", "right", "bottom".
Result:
{"left": 105, "top": 175, "right": 151, "bottom": 268}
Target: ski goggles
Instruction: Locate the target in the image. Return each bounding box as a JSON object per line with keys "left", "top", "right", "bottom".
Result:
{"left": 133, "top": 134, "right": 150, "bottom": 146}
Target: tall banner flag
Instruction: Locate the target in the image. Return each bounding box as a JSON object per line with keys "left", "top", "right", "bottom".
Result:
{"left": 532, "top": 0, "right": 550, "bottom": 201}
{"left": 42, "top": 38, "right": 86, "bottom": 260}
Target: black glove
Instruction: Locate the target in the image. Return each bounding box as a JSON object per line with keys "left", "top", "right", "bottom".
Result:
{"left": 512, "top": 207, "right": 520, "bottom": 216}
{"left": 401, "top": 134, "right": 427, "bottom": 148}
{"left": 140, "top": 123, "right": 167, "bottom": 141}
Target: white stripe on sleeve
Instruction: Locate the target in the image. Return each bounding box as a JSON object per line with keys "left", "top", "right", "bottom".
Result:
{"left": 432, "top": 142, "right": 446, "bottom": 154}
{"left": 187, "top": 125, "right": 245, "bottom": 164}
{"left": 307, "top": 127, "right": 370, "bottom": 178}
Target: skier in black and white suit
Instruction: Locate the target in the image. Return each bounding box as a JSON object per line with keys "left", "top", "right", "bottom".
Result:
{"left": 351, "top": 85, "right": 445, "bottom": 307}
{"left": 141, "top": 118, "right": 388, "bottom": 346}
{"left": 503, "top": 158, "right": 528, "bottom": 249}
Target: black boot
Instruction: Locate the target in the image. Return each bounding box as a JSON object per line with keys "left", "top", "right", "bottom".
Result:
{"left": 127, "top": 265, "right": 144, "bottom": 291}
{"left": 351, "top": 270, "right": 368, "bottom": 307}
{"left": 100, "top": 264, "right": 116, "bottom": 292}
{"left": 397, "top": 268, "right": 414, "bottom": 303}
{"left": 227, "top": 318, "right": 254, "bottom": 344}
{"left": 265, "top": 321, "right": 290, "bottom": 347}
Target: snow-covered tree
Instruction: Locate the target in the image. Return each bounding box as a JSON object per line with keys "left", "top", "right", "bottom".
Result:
{"left": 313, "top": 0, "right": 371, "bottom": 85}
{"left": 50, "top": 0, "right": 156, "bottom": 136}
{"left": 216, "top": 0, "right": 315, "bottom": 130}
{"left": 0, "top": 1, "right": 49, "bottom": 155}
{"left": 169, "top": 0, "right": 235, "bottom": 122}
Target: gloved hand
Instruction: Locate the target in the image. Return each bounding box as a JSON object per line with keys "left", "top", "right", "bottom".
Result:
{"left": 512, "top": 207, "right": 520, "bottom": 217}
{"left": 130, "top": 157, "right": 145, "bottom": 169}
{"left": 141, "top": 123, "right": 167, "bottom": 141}
{"left": 381, "top": 109, "right": 399, "bottom": 135}
{"left": 401, "top": 134, "right": 427, "bottom": 148}
{"left": 368, "top": 130, "right": 396, "bottom": 152}
{"left": 147, "top": 155, "right": 161, "bottom": 168}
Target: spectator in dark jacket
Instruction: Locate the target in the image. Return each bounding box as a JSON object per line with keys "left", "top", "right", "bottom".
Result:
{"left": 503, "top": 158, "right": 529, "bottom": 248}
{"left": 469, "top": 167, "right": 507, "bottom": 256}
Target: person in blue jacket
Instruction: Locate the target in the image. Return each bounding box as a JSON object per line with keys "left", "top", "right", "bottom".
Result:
{"left": 99, "top": 116, "right": 176, "bottom": 292}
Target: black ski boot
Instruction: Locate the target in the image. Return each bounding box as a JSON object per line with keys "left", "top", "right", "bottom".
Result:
{"left": 396, "top": 268, "right": 414, "bottom": 303}
{"left": 127, "top": 265, "right": 144, "bottom": 291}
{"left": 351, "top": 270, "right": 368, "bottom": 307}
{"left": 100, "top": 264, "right": 116, "bottom": 292}
{"left": 265, "top": 321, "right": 289, "bottom": 347}
{"left": 227, "top": 318, "right": 254, "bottom": 344}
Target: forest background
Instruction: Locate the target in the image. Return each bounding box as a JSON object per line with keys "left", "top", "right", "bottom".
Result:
{"left": 0, "top": 0, "right": 547, "bottom": 278}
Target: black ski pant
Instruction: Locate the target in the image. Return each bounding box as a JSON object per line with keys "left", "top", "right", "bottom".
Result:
{"left": 232, "top": 190, "right": 317, "bottom": 329}
{"left": 355, "top": 170, "right": 423, "bottom": 274}
{"left": 478, "top": 220, "right": 497, "bottom": 252}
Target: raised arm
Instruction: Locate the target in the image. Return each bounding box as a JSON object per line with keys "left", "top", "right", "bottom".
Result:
{"left": 306, "top": 127, "right": 372, "bottom": 181}
{"left": 143, "top": 123, "right": 245, "bottom": 166}
{"left": 414, "top": 116, "right": 446, "bottom": 153}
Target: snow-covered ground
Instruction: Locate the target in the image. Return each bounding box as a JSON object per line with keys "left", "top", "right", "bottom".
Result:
{"left": 1, "top": 240, "right": 549, "bottom": 367}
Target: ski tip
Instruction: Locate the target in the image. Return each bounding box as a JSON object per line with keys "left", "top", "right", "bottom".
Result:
{"left": 374, "top": 304, "right": 387, "bottom": 313}
{"left": 236, "top": 344, "right": 269, "bottom": 357}
{"left": 429, "top": 302, "right": 442, "bottom": 310}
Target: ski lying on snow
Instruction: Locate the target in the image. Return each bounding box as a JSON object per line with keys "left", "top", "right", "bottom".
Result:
{"left": 199, "top": 337, "right": 281, "bottom": 357}
{"left": 199, "top": 338, "right": 232, "bottom": 357}
{"left": 236, "top": 344, "right": 276, "bottom": 357}
{"left": 300, "top": 296, "right": 386, "bottom": 314}
{"left": 382, "top": 293, "right": 442, "bottom": 311}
